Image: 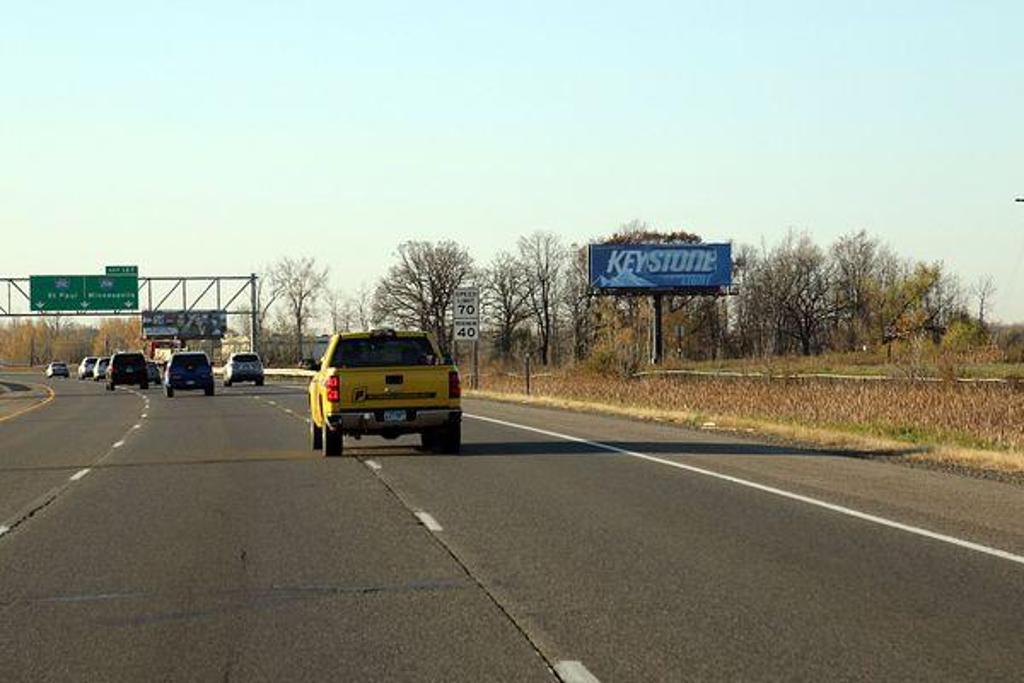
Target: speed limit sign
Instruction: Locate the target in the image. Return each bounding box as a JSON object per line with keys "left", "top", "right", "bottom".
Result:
{"left": 453, "top": 287, "right": 480, "bottom": 344}
{"left": 454, "top": 320, "right": 480, "bottom": 340}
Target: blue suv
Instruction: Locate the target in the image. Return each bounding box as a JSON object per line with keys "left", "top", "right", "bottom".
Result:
{"left": 164, "top": 352, "right": 215, "bottom": 397}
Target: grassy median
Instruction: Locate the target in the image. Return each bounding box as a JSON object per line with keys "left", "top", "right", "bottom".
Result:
{"left": 469, "top": 370, "right": 1024, "bottom": 477}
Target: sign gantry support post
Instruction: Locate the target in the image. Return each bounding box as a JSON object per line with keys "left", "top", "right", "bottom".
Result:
{"left": 250, "top": 273, "right": 258, "bottom": 354}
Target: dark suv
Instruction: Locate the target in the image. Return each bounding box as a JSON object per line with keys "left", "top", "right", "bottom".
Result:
{"left": 164, "top": 352, "right": 214, "bottom": 397}
{"left": 107, "top": 352, "right": 149, "bottom": 391}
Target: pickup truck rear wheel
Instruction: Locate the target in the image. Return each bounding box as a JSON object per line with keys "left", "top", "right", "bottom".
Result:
{"left": 420, "top": 429, "right": 438, "bottom": 452}
{"left": 322, "top": 422, "right": 343, "bottom": 457}
{"left": 310, "top": 416, "right": 323, "bottom": 450}
{"left": 440, "top": 423, "right": 461, "bottom": 455}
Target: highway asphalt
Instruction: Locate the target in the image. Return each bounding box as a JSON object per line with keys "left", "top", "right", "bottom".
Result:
{"left": 1, "top": 373, "right": 1023, "bottom": 681}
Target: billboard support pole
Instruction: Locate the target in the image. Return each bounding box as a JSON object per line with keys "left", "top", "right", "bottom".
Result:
{"left": 651, "top": 294, "right": 664, "bottom": 365}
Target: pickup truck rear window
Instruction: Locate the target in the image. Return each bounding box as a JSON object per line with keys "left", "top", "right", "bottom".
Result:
{"left": 330, "top": 337, "right": 437, "bottom": 368}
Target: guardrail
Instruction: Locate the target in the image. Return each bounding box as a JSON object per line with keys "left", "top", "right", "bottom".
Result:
{"left": 630, "top": 368, "right": 1016, "bottom": 384}
{"left": 264, "top": 368, "right": 316, "bottom": 379}
{"left": 257, "top": 366, "right": 1018, "bottom": 386}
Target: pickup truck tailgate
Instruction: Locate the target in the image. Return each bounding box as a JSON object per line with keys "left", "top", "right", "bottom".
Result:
{"left": 340, "top": 367, "right": 453, "bottom": 410}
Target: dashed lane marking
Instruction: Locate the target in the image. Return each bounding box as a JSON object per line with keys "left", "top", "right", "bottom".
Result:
{"left": 112, "top": 440, "right": 125, "bottom": 449}
{"left": 414, "top": 511, "right": 443, "bottom": 532}
{"left": 365, "top": 460, "right": 382, "bottom": 471}
{"left": 466, "top": 413, "right": 1024, "bottom": 568}
{"left": 554, "top": 661, "right": 602, "bottom": 683}
{"left": 0, "top": 526, "right": 9, "bottom": 538}
{"left": 69, "top": 468, "right": 90, "bottom": 482}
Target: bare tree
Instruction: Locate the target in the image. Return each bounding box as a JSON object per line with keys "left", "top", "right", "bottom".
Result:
{"left": 745, "top": 232, "right": 844, "bottom": 356}
{"left": 325, "top": 288, "right": 353, "bottom": 334}
{"left": 519, "top": 231, "right": 566, "bottom": 365}
{"left": 971, "top": 276, "right": 997, "bottom": 327}
{"left": 271, "top": 256, "right": 329, "bottom": 361}
{"left": 561, "top": 244, "right": 595, "bottom": 362}
{"left": 481, "top": 251, "right": 532, "bottom": 361}
{"left": 372, "top": 241, "right": 474, "bottom": 354}
{"left": 348, "top": 282, "right": 374, "bottom": 331}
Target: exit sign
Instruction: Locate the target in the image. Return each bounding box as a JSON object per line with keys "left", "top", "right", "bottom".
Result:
{"left": 106, "top": 265, "right": 138, "bottom": 275}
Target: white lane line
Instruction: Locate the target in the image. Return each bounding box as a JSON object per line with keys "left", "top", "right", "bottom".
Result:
{"left": 112, "top": 440, "right": 125, "bottom": 449}
{"left": 0, "top": 525, "right": 9, "bottom": 538}
{"left": 414, "top": 511, "right": 443, "bottom": 532}
{"left": 141, "top": 413, "right": 148, "bottom": 419}
{"left": 70, "top": 468, "right": 91, "bottom": 482}
{"left": 554, "top": 661, "right": 602, "bottom": 683}
{"left": 132, "top": 424, "right": 141, "bottom": 430}
{"left": 365, "top": 459, "right": 382, "bottom": 471}
{"left": 466, "top": 413, "right": 1024, "bottom": 568}
{"left": 267, "top": 400, "right": 277, "bottom": 406}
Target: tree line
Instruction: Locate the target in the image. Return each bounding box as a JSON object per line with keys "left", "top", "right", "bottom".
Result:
{"left": 0, "top": 224, "right": 1000, "bottom": 369}
{"left": 256, "top": 222, "right": 997, "bottom": 371}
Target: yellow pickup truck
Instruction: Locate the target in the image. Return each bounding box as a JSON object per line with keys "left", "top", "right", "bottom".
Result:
{"left": 308, "top": 329, "right": 462, "bottom": 456}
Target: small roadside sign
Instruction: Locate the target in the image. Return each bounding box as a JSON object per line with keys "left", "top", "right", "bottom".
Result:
{"left": 106, "top": 265, "right": 138, "bottom": 276}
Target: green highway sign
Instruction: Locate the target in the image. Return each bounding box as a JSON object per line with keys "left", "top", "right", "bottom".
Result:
{"left": 31, "top": 274, "right": 139, "bottom": 311}
{"left": 106, "top": 265, "right": 138, "bottom": 275}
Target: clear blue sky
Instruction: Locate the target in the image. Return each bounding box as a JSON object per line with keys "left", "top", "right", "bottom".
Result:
{"left": 3, "top": 2, "right": 1023, "bottom": 319}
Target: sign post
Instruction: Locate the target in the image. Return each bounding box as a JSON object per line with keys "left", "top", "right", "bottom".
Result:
{"left": 453, "top": 287, "right": 480, "bottom": 389}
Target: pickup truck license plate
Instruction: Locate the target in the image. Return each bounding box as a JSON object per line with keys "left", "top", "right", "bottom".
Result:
{"left": 383, "top": 410, "right": 406, "bottom": 423}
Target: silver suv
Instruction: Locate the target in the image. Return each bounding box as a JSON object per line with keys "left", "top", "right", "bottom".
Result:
{"left": 223, "top": 353, "right": 264, "bottom": 387}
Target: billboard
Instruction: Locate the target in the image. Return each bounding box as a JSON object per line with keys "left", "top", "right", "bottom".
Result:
{"left": 142, "top": 310, "right": 228, "bottom": 339}
{"left": 588, "top": 243, "right": 732, "bottom": 291}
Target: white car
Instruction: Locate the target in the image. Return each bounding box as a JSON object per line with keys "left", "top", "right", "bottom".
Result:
{"left": 223, "top": 353, "right": 265, "bottom": 387}
{"left": 78, "top": 357, "right": 99, "bottom": 379}
{"left": 46, "top": 362, "right": 69, "bottom": 378}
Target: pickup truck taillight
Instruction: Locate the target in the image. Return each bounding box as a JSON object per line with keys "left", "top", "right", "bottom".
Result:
{"left": 326, "top": 376, "right": 340, "bottom": 403}
{"left": 448, "top": 370, "right": 461, "bottom": 399}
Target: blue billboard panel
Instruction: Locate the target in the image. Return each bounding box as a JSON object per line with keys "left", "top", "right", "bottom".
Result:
{"left": 589, "top": 243, "right": 732, "bottom": 290}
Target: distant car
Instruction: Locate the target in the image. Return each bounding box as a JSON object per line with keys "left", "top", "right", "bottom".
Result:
{"left": 163, "top": 352, "right": 214, "bottom": 397}
{"left": 45, "top": 362, "right": 69, "bottom": 378}
{"left": 146, "top": 361, "right": 162, "bottom": 384}
{"left": 106, "top": 352, "right": 149, "bottom": 391}
{"left": 93, "top": 357, "right": 110, "bottom": 381}
{"left": 78, "top": 357, "right": 98, "bottom": 380}
{"left": 223, "top": 352, "right": 264, "bottom": 387}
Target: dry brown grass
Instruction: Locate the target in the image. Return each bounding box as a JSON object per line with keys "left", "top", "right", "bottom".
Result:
{"left": 474, "top": 370, "right": 1024, "bottom": 473}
